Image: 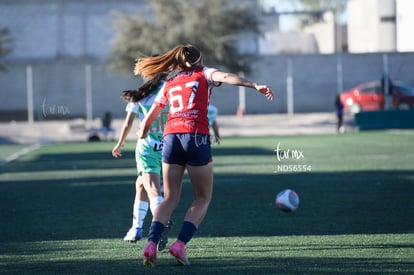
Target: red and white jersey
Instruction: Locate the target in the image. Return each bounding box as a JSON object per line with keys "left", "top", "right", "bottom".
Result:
{"left": 155, "top": 67, "right": 221, "bottom": 135}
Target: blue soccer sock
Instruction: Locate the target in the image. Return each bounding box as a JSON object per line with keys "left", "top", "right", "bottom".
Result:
{"left": 147, "top": 221, "right": 165, "bottom": 244}
{"left": 177, "top": 221, "right": 197, "bottom": 244}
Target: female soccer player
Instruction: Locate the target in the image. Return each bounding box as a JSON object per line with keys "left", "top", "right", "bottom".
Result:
{"left": 207, "top": 104, "right": 220, "bottom": 144}
{"left": 135, "top": 44, "right": 274, "bottom": 266}
{"left": 111, "top": 72, "right": 172, "bottom": 251}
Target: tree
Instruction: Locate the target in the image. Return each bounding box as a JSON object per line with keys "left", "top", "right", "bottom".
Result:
{"left": 0, "top": 27, "right": 13, "bottom": 71}
{"left": 108, "top": 0, "right": 259, "bottom": 74}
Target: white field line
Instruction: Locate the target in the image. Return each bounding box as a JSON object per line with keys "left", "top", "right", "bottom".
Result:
{"left": 0, "top": 143, "right": 43, "bottom": 165}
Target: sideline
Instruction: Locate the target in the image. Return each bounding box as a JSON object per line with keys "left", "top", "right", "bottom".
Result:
{"left": 0, "top": 143, "right": 44, "bottom": 166}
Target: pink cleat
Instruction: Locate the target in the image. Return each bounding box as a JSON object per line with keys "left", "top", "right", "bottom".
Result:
{"left": 143, "top": 241, "right": 157, "bottom": 267}
{"left": 169, "top": 240, "right": 191, "bottom": 266}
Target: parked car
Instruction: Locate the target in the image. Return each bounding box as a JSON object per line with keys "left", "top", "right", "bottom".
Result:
{"left": 339, "top": 81, "right": 414, "bottom": 114}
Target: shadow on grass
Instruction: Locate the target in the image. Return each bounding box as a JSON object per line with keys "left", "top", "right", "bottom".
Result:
{"left": 0, "top": 151, "right": 136, "bottom": 173}
{"left": 1, "top": 146, "right": 274, "bottom": 173}
{"left": 189, "top": 256, "right": 414, "bottom": 274}
{"left": 1, "top": 139, "right": 413, "bottom": 241}
{"left": 1, "top": 137, "right": 413, "bottom": 274}
{"left": 0, "top": 175, "right": 135, "bottom": 242}
{"left": 202, "top": 170, "right": 414, "bottom": 237}
{"left": 1, "top": 170, "right": 413, "bottom": 243}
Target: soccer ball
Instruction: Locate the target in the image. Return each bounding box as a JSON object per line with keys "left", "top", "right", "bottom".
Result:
{"left": 276, "top": 189, "right": 299, "bottom": 212}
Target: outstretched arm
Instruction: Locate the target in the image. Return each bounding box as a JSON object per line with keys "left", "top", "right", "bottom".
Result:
{"left": 112, "top": 112, "right": 135, "bottom": 158}
{"left": 137, "top": 104, "right": 164, "bottom": 139}
{"left": 211, "top": 71, "right": 274, "bottom": 101}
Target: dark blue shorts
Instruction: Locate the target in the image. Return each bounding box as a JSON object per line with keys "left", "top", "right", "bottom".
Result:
{"left": 162, "top": 133, "right": 212, "bottom": 166}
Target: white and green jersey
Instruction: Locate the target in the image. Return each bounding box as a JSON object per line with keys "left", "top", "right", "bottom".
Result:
{"left": 125, "top": 88, "right": 168, "bottom": 175}
{"left": 207, "top": 104, "right": 218, "bottom": 126}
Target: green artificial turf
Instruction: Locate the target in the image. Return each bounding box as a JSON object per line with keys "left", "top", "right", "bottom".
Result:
{"left": 1, "top": 131, "right": 413, "bottom": 274}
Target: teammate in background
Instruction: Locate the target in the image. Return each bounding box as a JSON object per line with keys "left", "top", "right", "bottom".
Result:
{"left": 207, "top": 104, "right": 220, "bottom": 144}
{"left": 111, "top": 72, "right": 172, "bottom": 251}
{"left": 135, "top": 44, "right": 274, "bottom": 266}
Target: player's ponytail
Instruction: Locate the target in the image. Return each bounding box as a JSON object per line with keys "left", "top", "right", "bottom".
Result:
{"left": 134, "top": 44, "right": 202, "bottom": 78}
{"left": 121, "top": 72, "right": 168, "bottom": 103}
{"left": 134, "top": 47, "right": 179, "bottom": 78}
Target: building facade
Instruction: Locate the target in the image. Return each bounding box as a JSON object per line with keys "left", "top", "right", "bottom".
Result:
{"left": 347, "top": 0, "right": 414, "bottom": 53}
{"left": 0, "top": 0, "right": 144, "bottom": 60}
{"left": 1, "top": 0, "right": 414, "bottom": 120}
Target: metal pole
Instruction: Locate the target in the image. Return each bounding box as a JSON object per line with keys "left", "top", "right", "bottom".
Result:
{"left": 26, "top": 65, "right": 34, "bottom": 124}
{"left": 383, "top": 54, "right": 391, "bottom": 110}
{"left": 85, "top": 64, "right": 93, "bottom": 128}
{"left": 286, "top": 59, "right": 294, "bottom": 115}
{"left": 336, "top": 54, "right": 343, "bottom": 94}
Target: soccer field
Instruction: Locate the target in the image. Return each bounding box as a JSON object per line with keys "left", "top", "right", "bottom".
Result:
{"left": 1, "top": 131, "right": 414, "bottom": 274}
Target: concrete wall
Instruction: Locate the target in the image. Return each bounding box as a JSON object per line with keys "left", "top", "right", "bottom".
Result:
{"left": 0, "top": 0, "right": 259, "bottom": 60}
{"left": 0, "top": 59, "right": 138, "bottom": 120}
{"left": 1, "top": 52, "right": 414, "bottom": 121}
{"left": 0, "top": 0, "right": 142, "bottom": 60}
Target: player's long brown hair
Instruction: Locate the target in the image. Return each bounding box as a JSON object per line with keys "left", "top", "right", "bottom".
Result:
{"left": 134, "top": 44, "right": 202, "bottom": 78}
{"left": 121, "top": 72, "right": 168, "bottom": 103}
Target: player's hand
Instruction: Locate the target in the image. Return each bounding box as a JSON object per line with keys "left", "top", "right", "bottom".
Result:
{"left": 258, "top": 85, "right": 274, "bottom": 100}
{"left": 213, "top": 135, "right": 221, "bottom": 145}
{"left": 256, "top": 85, "right": 274, "bottom": 101}
{"left": 112, "top": 145, "right": 123, "bottom": 158}
{"left": 136, "top": 128, "right": 148, "bottom": 139}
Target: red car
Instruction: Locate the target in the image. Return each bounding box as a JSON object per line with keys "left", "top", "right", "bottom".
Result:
{"left": 340, "top": 81, "right": 414, "bottom": 113}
